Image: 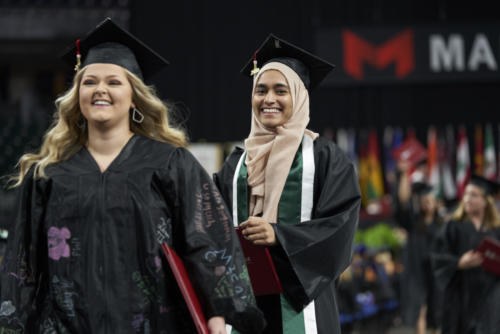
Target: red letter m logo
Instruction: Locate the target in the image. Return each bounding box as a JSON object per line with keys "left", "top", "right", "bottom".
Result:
{"left": 343, "top": 29, "right": 415, "bottom": 79}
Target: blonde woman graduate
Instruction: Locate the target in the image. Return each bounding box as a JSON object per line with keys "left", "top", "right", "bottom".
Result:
{"left": 433, "top": 175, "right": 500, "bottom": 334}
{"left": 0, "top": 18, "right": 264, "bottom": 334}
{"left": 214, "top": 34, "right": 361, "bottom": 334}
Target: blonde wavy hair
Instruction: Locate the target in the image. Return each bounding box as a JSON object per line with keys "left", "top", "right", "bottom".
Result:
{"left": 11, "top": 66, "right": 187, "bottom": 187}
{"left": 452, "top": 189, "right": 500, "bottom": 230}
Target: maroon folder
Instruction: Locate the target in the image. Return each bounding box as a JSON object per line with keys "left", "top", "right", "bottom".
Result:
{"left": 391, "top": 137, "right": 428, "bottom": 166}
{"left": 161, "top": 243, "right": 209, "bottom": 334}
{"left": 235, "top": 227, "right": 283, "bottom": 296}
{"left": 476, "top": 237, "right": 500, "bottom": 277}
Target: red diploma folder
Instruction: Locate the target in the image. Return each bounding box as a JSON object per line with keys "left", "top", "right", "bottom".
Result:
{"left": 391, "top": 137, "right": 428, "bottom": 166}
{"left": 476, "top": 237, "right": 500, "bottom": 277}
{"left": 161, "top": 243, "right": 209, "bottom": 334}
{"left": 235, "top": 227, "right": 283, "bottom": 296}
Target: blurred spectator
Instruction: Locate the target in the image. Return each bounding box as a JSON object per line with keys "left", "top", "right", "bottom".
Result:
{"left": 338, "top": 225, "right": 404, "bottom": 333}
{"left": 433, "top": 175, "right": 500, "bottom": 334}
{"left": 395, "top": 161, "right": 444, "bottom": 334}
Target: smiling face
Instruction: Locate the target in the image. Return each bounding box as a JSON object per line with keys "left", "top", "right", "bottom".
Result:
{"left": 79, "top": 63, "right": 134, "bottom": 130}
{"left": 252, "top": 70, "right": 293, "bottom": 129}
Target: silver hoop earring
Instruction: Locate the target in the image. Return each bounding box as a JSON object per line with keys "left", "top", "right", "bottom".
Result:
{"left": 132, "top": 107, "right": 144, "bottom": 124}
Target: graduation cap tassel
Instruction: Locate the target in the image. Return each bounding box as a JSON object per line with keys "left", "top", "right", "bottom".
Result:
{"left": 74, "top": 39, "right": 82, "bottom": 72}
{"left": 250, "top": 50, "right": 260, "bottom": 76}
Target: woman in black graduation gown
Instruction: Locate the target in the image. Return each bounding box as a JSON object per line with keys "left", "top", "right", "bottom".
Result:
{"left": 0, "top": 18, "right": 264, "bottom": 334}
{"left": 432, "top": 175, "right": 500, "bottom": 334}
{"left": 214, "top": 34, "right": 361, "bottom": 334}
{"left": 395, "top": 163, "right": 443, "bottom": 334}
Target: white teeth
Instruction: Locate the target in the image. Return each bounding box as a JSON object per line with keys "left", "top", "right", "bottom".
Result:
{"left": 262, "top": 108, "right": 280, "bottom": 113}
{"left": 93, "top": 100, "right": 111, "bottom": 106}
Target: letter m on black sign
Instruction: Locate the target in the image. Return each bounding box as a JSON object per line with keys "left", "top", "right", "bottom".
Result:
{"left": 343, "top": 29, "right": 415, "bottom": 79}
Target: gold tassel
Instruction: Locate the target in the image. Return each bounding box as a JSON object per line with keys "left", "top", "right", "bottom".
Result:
{"left": 250, "top": 59, "right": 260, "bottom": 76}
{"left": 74, "top": 54, "right": 81, "bottom": 72}
{"left": 250, "top": 51, "right": 260, "bottom": 76}
{"left": 74, "top": 39, "right": 82, "bottom": 72}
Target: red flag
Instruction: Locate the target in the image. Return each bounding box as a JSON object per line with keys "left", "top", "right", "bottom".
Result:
{"left": 359, "top": 130, "right": 385, "bottom": 207}
{"left": 474, "top": 124, "right": 484, "bottom": 176}
{"left": 427, "top": 126, "right": 440, "bottom": 192}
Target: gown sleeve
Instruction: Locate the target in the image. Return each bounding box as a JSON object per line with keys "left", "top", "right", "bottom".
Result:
{"left": 393, "top": 199, "right": 414, "bottom": 232}
{"left": 0, "top": 168, "right": 48, "bottom": 331}
{"left": 159, "top": 148, "right": 265, "bottom": 333}
{"left": 269, "top": 139, "right": 361, "bottom": 310}
{"left": 431, "top": 220, "right": 461, "bottom": 292}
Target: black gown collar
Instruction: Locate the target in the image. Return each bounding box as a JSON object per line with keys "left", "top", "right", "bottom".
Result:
{"left": 82, "top": 133, "right": 139, "bottom": 173}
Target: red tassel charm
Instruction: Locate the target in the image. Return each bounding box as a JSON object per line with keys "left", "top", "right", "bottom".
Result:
{"left": 74, "top": 39, "right": 82, "bottom": 72}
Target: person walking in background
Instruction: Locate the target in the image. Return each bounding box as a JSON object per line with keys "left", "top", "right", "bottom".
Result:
{"left": 395, "top": 160, "right": 444, "bottom": 334}
{"left": 433, "top": 175, "right": 500, "bottom": 334}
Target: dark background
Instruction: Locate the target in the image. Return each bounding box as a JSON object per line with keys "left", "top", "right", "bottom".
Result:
{"left": 1, "top": 0, "right": 498, "bottom": 143}
{"left": 0, "top": 0, "right": 499, "bottom": 224}
{"left": 129, "top": 0, "right": 500, "bottom": 141}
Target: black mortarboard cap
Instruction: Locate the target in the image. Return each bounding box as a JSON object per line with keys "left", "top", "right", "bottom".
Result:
{"left": 411, "top": 182, "right": 434, "bottom": 196}
{"left": 469, "top": 174, "right": 500, "bottom": 196}
{"left": 240, "top": 33, "right": 335, "bottom": 90}
{"left": 61, "top": 17, "right": 169, "bottom": 80}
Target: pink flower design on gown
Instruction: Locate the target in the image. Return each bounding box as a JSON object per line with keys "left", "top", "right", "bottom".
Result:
{"left": 48, "top": 227, "right": 71, "bottom": 260}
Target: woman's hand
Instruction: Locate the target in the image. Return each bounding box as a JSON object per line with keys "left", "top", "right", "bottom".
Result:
{"left": 240, "top": 216, "right": 277, "bottom": 246}
{"left": 207, "top": 316, "right": 226, "bottom": 334}
{"left": 458, "top": 250, "right": 484, "bottom": 270}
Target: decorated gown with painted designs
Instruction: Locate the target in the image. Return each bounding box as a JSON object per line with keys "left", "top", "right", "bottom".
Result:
{"left": 0, "top": 134, "right": 265, "bottom": 334}
{"left": 214, "top": 136, "right": 361, "bottom": 334}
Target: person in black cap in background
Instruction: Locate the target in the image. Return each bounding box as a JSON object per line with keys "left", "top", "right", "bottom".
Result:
{"left": 0, "top": 18, "right": 265, "bottom": 334}
{"left": 432, "top": 174, "right": 500, "bottom": 334}
{"left": 214, "top": 34, "right": 361, "bottom": 334}
{"left": 394, "top": 169, "right": 443, "bottom": 334}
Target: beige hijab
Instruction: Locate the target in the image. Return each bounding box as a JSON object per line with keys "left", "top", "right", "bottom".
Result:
{"left": 244, "top": 62, "right": 318, "bottom": 223}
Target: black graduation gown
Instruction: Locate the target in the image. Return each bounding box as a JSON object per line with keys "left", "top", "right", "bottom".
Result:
{"left": 395, "top": 204, "right": 443, "bottom": 328}
{"left": 214, "top": 137, "right": 361, "bottom": 334}
{"left": 432, "top": 220, "right": 500, "bottom": 334}
{"left": 0, "top": 134, "right": 265, "bottom": 334}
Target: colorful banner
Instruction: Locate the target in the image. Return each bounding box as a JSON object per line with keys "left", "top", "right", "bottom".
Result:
{"left": 439, "top": 131, "right": 457, "bottom": 200}
{"left": 484, "top": 124, "right": 496, "bottom": 180}
{"left": 359, "top": 130, "right": 385, "bottom": 206}
{"left": 474, "top": 124, "right": 484, "bottom": 176}
{"left": 456, "top": 126, "right": 471, "bottom": 199}
{"left": 427, "top": 126, "right": 440, "bottom": 193}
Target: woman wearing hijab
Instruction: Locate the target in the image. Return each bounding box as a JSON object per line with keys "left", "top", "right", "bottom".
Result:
{"left": 432, "top": 175, "right": 500, "bottom": 334}
{"left": 214, "top": 34, "right": 361, "bottom": 334}
{"left": 0, "top": 18, "right": 264, "bottom": 334}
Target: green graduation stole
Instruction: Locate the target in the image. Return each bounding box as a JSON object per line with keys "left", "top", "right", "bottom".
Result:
{"left": 230, "top": 135, "right": 317, "bottom": 334}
